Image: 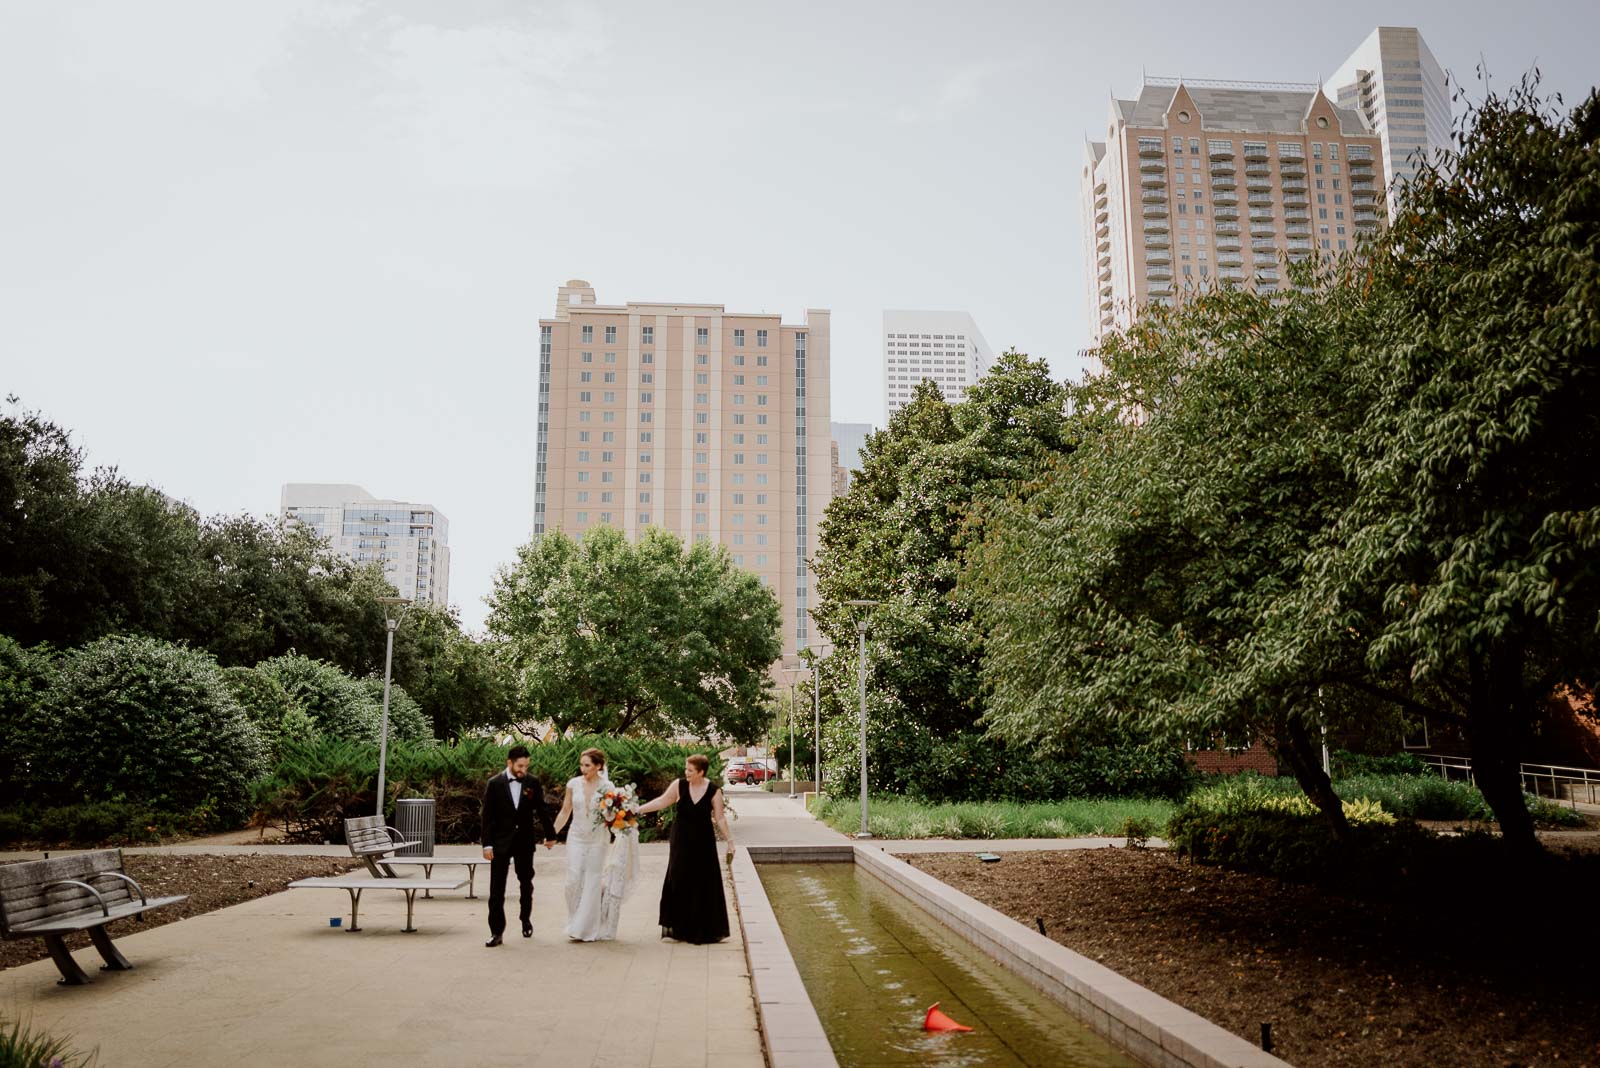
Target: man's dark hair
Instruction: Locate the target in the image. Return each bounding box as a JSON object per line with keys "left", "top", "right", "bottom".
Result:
{"left": 507, "top": 745, "right": 531, "bottom": 762}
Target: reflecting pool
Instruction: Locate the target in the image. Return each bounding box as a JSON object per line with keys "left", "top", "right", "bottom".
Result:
{"left": 758, "top": 864, "right": 1141, "bottom": 1067}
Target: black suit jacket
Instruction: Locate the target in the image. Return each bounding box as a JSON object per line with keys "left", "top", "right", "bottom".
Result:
{"left": 480, "top": 771, "right": 557, "bottom": 854}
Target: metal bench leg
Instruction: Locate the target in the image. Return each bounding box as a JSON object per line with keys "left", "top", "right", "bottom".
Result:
{"left": 43, "top": 934, "right": 92, "bottom": 986}
{"left": 346, "top": 887, "right": 363, "bottom": 933}
{"left": 89, "top": 926, "right": 133, "bottom": 971}
{"left": 423, "top": 864, "right": 433, "bottom": 899}
{"left": 468, "top": 866, "right": 477, "bottom": 899}
{"left": 402, "top": 889, "right": 419, "bottom": 933}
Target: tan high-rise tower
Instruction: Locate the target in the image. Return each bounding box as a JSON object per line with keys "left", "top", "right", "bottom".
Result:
{"left": 1083, "top": 78, "right": 1385, "bottom": 348}
{"left": 534, "top": 281, "right": 831, "bottom": 666}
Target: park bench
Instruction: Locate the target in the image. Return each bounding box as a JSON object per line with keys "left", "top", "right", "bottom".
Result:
{"left": 0, "top": 849, "right": 186, "bottom": 985}
{"left": 340, "top": 813, "right": 484, "bottom": 898}
{"left": 287, "top": 816, "right": 464, "bottom": 932}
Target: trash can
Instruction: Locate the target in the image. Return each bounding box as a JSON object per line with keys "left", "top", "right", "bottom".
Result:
{"left": 393, "top": 798, "right": 435, "bottom": 857}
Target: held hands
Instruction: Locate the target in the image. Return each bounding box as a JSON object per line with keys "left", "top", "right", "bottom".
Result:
{"left": 482, "top": 846, "right": 493, "bottom": 860}
{"left": 543, "top": 839, "right": 557, "bottom": 850}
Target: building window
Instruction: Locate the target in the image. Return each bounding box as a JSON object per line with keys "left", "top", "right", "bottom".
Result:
{"left": 640, "top": 392, "right": 653, "bottom": 403}
{"left": 579, "top": 391, "right": 592, "bottom": 402}
{"left": 605, "top": 326, "right": 617, "bottom": 343}
{"left": 605, "top": 352, "right": 617, "bottom": 364}
{"left": 580, "top": 371, "right": 592, "bottom": 382}
{"left": 642, "top": 325, "right": 653, "bottom": 345}
{"left": 756, "top": 329, "right": 768, "bottom": 347}
{"left": 641, "top": 353, "right": 653, "bottom": 364}
{"left": 581, "top": 325, "right": 593, "bottom": 343}
{"left": 603, "top": 371, "right": 616, "bottom": 383}
{"left": 697, "top": 327, "right": 708, "bottom": 345}
{"left": 733, "top": 329, "right": 745, "bottom": 347}
{"left": 639, "top": 472, "right": 652, "bottom": 484}
{"left": 582, "top": 352, "right": 593, "bottom": 363}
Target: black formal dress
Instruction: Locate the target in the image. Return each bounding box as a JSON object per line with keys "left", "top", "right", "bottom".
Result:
{"left": 658, "top": 777, "right": 729, "bottom": 944}
{"left": 480, "top": 770, "right": 558, "bottom": 939}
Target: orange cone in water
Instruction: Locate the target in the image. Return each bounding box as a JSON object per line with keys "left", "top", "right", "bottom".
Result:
{"left": 924, "top": 1002, "right": 974, "bottom": 1033}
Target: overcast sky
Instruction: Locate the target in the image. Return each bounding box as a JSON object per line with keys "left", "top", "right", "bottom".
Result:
{"left": 3, "top": 0, "right": 1595, "bottom": 631}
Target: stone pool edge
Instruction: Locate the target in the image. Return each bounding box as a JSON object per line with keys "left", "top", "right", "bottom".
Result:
{"left": 730, "top": 845, "right": 843, "bottom": 1068}
{"left": 853, "top": 845, "right": 1292, "bottom": 1068}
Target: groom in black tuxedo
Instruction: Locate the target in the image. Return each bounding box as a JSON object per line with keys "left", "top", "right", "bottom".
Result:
{"left": 481, "top": 745, "right": 557, "bottom": 947}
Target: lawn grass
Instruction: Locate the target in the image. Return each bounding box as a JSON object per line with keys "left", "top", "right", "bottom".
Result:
{"left": 807, "top": 794, "right": 1175, "bottom": 839}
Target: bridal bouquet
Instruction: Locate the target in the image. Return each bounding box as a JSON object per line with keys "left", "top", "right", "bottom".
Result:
{"left": 595, "top": 783, "right": 640, "bottom": 836}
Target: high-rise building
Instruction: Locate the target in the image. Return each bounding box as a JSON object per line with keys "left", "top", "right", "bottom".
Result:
{"left": 882, "top": 310, "right": 995, "bottom": 419}
{"left": 1328, "top": 27, "right": 1452, "bottom": 213}
{"left": 534, "top": 281, "right": 831, "bottom": 665}
{"left": 280, "top": 484, "right": 451, "bottom": 606}
{"left": 829, "top": 421, "right": 874, "bottom": 492}
{"left": 1082, "top": 77, "right": 1385, "bottom": 345}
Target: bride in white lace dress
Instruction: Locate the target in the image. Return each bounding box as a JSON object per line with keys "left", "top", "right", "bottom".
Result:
{"left": 552, "top": 747, "right": 617, "bottom": 942}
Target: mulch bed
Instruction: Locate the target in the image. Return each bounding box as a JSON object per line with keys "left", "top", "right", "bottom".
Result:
{"left": 0, "top": 854, "right": 359, "bottom": 972}
{"left": 907, "top": 847, "right": 1600, "bottom": 1068}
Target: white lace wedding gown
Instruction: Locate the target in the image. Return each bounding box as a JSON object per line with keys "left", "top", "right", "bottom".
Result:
{"left": 563, "top": 775, "right": 614, "bottom": 941}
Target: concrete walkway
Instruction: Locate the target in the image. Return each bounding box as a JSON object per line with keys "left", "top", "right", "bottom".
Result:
{"left": 1, "top": 849, "right": 762, "bottom": 1068}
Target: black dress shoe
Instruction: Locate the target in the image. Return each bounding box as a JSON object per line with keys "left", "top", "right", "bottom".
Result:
{"left": 485, "top": 935, "right": 503, "bottom": 947}
{"left": 522, "top": 922, "right": 533, "bottom": 938}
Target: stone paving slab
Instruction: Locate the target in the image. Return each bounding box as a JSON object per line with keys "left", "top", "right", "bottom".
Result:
{"left": 0, "top": 851, "right": 761, "bottom": 1068}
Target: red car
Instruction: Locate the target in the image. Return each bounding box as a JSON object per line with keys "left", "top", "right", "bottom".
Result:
{"left": 726, "top": 762, "right": 775, "bottom": 784}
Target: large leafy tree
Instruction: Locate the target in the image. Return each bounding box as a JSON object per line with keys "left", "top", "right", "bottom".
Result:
{"left": 487, "top": 525, "right": 781, "bottom": 741}
{"left": 1287, "top": 80, "right": 1600, "bottom": 854}
{"left": 972, "top": 81, "right": 1599, "bottom": 852}
{"left": 808, "top": 354, "right": 1083, "bottom": 793}
{"left": 969, "top": 282, "right": 1414, "bottom": 835}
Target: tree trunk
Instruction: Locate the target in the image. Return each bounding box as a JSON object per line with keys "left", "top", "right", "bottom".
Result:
{"left": 1278, "top": 716, "right": 1351, "bottom": 840}
{"left": 1466, "top": 644, "right": 1541, "bottom": 857}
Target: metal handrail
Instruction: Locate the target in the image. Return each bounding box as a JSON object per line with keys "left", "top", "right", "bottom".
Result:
{"left": 1415, "top": 753, "right": 1600, "bottom": 807}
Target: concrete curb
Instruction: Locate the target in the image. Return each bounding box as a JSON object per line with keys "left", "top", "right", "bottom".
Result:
{"left": 729, "top": 847, "right": 840, "bottom": 1068}
{"left": 854, "top": 846, "right": 1293, "bottom": 1068}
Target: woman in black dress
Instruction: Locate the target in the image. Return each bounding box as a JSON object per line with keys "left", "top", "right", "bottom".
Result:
{"left": 635, "top": 754, "right": 734, "bottom": 943}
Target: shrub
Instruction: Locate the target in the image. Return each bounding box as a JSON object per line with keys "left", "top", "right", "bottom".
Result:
{"left": 221, "top": 666, "right": 304, "bottom": 761}
{"left": 0, "top": 637, "right": 56, "bottom": 807}
{"left": 254, "top": 654, "right": 379, "bottom": 741}
{"left": 898, "top": 731, "right": 1195, "bottom": 804}
{"left": 19, "top": 636, "right": 266, "bottom": 827}
{"left": 1333, "top": 773, "right": 1486, "bottom": 821}
{"left": 356, "top": 678, "right": 434, "bottom": 743}
{"left": 1165, "top": 804, "right": 1433, "bottom": 887}
{"left": 1330, "top": 750, "right": 1431, "bottom": 777}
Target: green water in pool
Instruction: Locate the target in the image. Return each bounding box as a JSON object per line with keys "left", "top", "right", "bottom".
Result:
{"left": 757, "top": 863, "right": 1142, "bottom": 1067}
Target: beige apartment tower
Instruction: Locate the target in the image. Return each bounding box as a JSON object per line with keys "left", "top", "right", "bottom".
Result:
{"left": 534, "top": 281, "right": 831, "bottom": 666}
{"left": 1083, "top": 78, "right": 1385, "bottom": 346}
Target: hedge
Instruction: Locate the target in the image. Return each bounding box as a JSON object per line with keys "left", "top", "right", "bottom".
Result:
{"left": 252, "top": 734, "right": 723, "bottom": 844}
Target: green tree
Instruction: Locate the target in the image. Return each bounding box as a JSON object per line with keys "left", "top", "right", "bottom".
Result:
{"left": 809, "top": 354, "right": 1083, "bottom": 795}
{"left": 1291, "top": 81, "right": 1600, "bottom": 854}
{"left": 487, "top": 525, "right": 781, "bottom": 741}
{"left": 391, "top": 604, "right": 517, "bottom": 740}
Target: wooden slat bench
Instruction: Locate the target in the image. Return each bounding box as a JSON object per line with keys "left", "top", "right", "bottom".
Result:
{"left": 343, "top": 814, "right": 414, "bottom": 879}
{"left": 341, "top": 814, "right": 484, "bottom": 898}
{"left": 287, "top": 876, "right": 466, "bottom": 932}
{"left": 0, "top": 849, "right": 186, "bottom": 985}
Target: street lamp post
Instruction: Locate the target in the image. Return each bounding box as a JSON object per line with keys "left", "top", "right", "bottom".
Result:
{"left": 375, "top": 596, "right": 412, "bottom": 818}
{"left": 805, "top": 642, "right": 833, "bottom": 797}
{"left": 780, "top": 666, "right": 804, "bottom": 800}
{"left": 843, "top": 600, "right": 880, "bottom": 838}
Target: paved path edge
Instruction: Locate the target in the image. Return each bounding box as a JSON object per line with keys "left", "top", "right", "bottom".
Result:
{"left": 728, "top": 847, "right": 841, "bottom": 1068}
{"left": 855, "top": 845, "right": 1293, "bottom": 1068}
